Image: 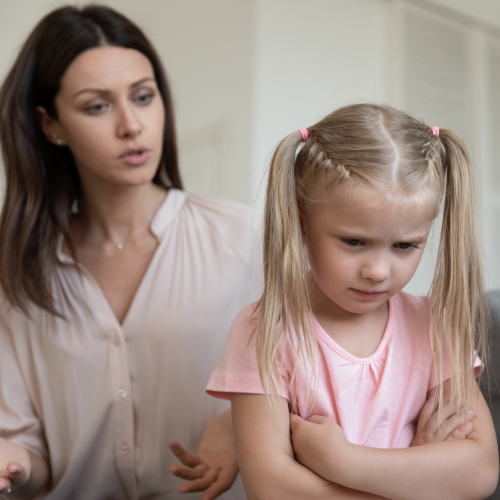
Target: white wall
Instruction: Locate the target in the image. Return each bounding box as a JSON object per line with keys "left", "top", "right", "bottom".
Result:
{"left": 251, "top": 0, "right": 391, "bottom": 206}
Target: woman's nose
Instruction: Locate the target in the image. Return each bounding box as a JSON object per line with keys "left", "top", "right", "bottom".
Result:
{"left": 360, "top": 253, "right": 390, "bottom": 282}
{"left": 116, "top": 102, "right": 142, "bottom": 139}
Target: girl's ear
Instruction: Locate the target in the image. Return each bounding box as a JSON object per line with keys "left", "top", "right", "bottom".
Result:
{"left": 35, "top": 106, "right": 66, "bottom": 146}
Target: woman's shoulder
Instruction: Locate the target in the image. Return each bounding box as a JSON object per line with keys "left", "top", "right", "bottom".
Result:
{"left": 185, "top": 191, "right": 256, "bottom": 227}
{"left": 184, "top": 191, "right": 261, "bottom": 259}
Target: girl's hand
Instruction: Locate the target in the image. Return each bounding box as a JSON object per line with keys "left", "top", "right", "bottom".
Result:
{"left": 289, "top": 413, "right": 349, "bottom": 483}
{"left": 411, "top": 390, "right": 475, "bottom": 447}
{"left": 169, "top": 410, "right": 238, "bottom": 500}
{"left": 0, "top": 438, "right": 32, "bottom": 493}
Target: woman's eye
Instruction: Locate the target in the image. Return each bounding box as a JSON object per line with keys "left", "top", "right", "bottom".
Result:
{"left": 87, "top": 103, "right": 107, "bottom": 115}
{"left": 345, "top": 239, "right": 361, "bottom": 246}
{"left": 135, "top": 93, "right": 153, "bottom": 105}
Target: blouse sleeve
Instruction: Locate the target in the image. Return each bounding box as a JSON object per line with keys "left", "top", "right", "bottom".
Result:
{"left": 206, "top": 304, "right": 289, "bottom": 401}
{"left": 0, "top": 312, "right": 48, "bottom": 461}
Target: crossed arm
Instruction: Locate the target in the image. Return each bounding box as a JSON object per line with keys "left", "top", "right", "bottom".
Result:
{"left": 232, "top": 380, "right": 499, "bottom": 500}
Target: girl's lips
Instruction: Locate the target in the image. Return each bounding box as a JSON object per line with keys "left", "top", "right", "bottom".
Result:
{"left": 351, "top": 288, "right": 386, "bottom": 299}
{"left": 119, "top": 149, "right": 151, "bottom": 166}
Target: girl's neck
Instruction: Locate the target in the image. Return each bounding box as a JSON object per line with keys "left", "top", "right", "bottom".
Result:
{"left": 310, "top": 277, "right": 390, "bottom": 358}
{"left": 72, "top": 181, "right": 167, "bottom": 248}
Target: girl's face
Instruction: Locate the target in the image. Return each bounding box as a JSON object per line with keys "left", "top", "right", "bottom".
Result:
{"left": 38, "top": 46, "right": 165, "bottom": 188}
{"left": 301, "top": 183, "right": 437, "bottom": 316}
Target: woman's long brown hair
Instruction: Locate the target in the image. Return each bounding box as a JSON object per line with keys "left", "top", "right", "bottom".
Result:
{"left": 0, "top": 5, "right": 182, "bottom": 316}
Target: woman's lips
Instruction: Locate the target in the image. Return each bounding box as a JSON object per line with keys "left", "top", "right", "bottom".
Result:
{"left": 351, "top": 288, "right": 386, "bottom": 299}
{"left": 118, "top": 149, "right": 151, "bottom": 165}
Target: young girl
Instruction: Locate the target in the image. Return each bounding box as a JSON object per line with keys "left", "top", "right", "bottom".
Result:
{"left": 207, "top": 104, "right": 499, "bottom": 499}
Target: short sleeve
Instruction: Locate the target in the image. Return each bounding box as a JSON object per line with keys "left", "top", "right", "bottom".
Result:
{"left": 428, "top": 348, "right": 482, "bottom": 391}
{"left": 206, "top": 304, "right": 289, "bottom": 400}
{"left": 0, "top": 312, "right": 48, "bottom": 461}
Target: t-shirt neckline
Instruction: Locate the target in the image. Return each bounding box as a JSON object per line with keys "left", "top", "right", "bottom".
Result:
{"left": 312, "top": 295, "right": 396, "bottom": 365}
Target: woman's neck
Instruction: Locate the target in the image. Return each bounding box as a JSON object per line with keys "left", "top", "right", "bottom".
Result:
{"left": 71, "top": 181, "right": 168, "bottom": 248}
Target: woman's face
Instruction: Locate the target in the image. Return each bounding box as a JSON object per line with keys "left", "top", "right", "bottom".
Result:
{"left": 42, "top": 46, "right": 165, "bottom": 188}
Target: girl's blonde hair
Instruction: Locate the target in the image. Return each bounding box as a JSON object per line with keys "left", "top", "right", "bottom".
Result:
{"left": 255, "top": 103, "right": 487, "bottom": 413}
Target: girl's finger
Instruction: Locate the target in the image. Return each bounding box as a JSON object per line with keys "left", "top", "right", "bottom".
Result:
{"left": 427, "top": 397, "right": 464, "bottom": 434}
{"left": 169, "top": 463, "right": 208, "bottom": 480}
{"left": 438, "top": 409, "right": 474, "bottom": 441}
{"left": 289, "top": 413, "right": 302, "bottom": 432}
{"left": 201, "top": 466, "right": 238, "bottom": 500}
{"left": 169, "top": 442, "right": 202, "bottom": 467}
{"left": 447, "top": 421, "right": 474, "bottom": 441}
{"left": 179, "top": 468, "right": 219, "bottom": 494}
{"left": 416, "top": 393, "right": 439, "bottom": 433}
{"left": 307, "top": 415, "right": 326, "bottom": 425}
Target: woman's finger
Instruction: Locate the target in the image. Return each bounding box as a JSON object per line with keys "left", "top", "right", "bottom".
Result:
{"left": 0, "top": 476, "right": 12, "bottom": 491}
{"left": 6, "top": 462, "right": 29, "bottom": 486}
{"left": 169, "top": 463, "right": 208, "bottom": 480}
{"left": 201, "top": 466, "right": 238, "bottom": 500}
{"left": 179, "top": 468, "right": 219, "bottom": 494}
{"left": 169, "top": 442, "right": 202, "bottom": 467}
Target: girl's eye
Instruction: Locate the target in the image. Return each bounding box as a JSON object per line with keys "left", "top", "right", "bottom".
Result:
{"left": 135, "top": 93, "right": 153, "bottom": 105}
{"left": 87, "top": 103, "right": 108, "bottom": 115}
{"left": 345, "top": 239, "right": 361, "bottom": 246}
{"left": 396, "top": 242, "right": 416, "bottom": 250}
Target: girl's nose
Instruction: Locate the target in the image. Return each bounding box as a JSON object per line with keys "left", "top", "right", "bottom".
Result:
{"left": 116, "top": 103, "right": 142, "bottom": 139}
{"left": 360, "top": 254, "right": 390, "bottom": 282}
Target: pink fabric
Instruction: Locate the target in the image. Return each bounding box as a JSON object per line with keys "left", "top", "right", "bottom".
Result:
{"left": 299, "top": 128, "right": 309, "bottom": 141}
{"left": 432, "top": 126, "right": 440, "bottom": 136}
{"left": 207, "top": 292, "right": 481, "bottom": 449}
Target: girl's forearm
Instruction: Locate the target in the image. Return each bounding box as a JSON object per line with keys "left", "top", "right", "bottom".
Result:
{"left": 243, "top": 457, "right": 389, "bottom": 500}
{"left": 332, "top": 440, "right": 497, "bottom": 500}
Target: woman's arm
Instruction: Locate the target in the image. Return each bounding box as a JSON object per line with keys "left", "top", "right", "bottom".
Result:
{"left": 0, "top": 439, "right": 49, "bottom": 499}
{"left": 292, "top": 380, "right": 498, "bottom": 500}
{"left": 232, "top": 393, "right": 389, "bottom": 500}
{"left": 169, "top": 409, "right": 239, "bottom": 500}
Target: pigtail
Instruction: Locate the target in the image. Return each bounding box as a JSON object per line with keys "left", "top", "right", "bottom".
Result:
{"left": 254, "top": 131, "right": 318, "bottom": 410}
{"left": 429, "top": 129, "right": 488, "bottom": 410}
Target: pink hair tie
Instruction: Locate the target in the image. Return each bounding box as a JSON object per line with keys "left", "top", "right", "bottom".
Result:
{"left": 431, "top": 127, "right": 439, "bottom": 137}
{"left": 299, "top": 128, "right": 308, "bottom": 142}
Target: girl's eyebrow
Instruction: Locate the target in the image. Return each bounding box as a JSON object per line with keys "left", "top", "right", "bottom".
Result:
{"left": 336, "top": 230, "right": 429, "bottom": 242}
{"left": 72, "top": 77, "right": 155, "bottom": 98}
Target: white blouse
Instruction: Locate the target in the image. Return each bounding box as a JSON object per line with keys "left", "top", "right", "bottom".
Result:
{"left": 0, "top": 189, "right": 261, "bottom": 499}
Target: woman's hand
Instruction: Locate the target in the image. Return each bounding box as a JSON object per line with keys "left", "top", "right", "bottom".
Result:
{"left": 411, "top": 383, "right": 475, "bottom": 447}
{"left": 289, "top": 413, "right": 350, "bottom": 484}
{"left": 0, "top": 438, "right": 32, "bottom": 494}
{"left": 169, "top": 409, "right": 238, "bottom": 500}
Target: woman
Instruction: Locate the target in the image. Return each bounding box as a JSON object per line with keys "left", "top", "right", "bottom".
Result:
{"left": 0, "top": 5, "right": 257, "bottom": 499}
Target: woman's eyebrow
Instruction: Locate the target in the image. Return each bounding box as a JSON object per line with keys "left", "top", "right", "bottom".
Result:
{"left": 72, "top": 77, "right": 155, "bottom": 98}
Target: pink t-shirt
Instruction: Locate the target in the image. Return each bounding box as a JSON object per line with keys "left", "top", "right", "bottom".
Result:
{"left": 207, "top": 292, "right": 480, "bottom": 449}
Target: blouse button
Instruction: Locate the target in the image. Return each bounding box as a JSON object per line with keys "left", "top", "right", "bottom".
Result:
{"left": 118, "top": 388, "right": 128, "bottom": 399}
{"left": 120, "top": 444, "right": 130, "bottom": 455}
{"left": 111, "top": 335, "right": 120, "bottom": 345}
